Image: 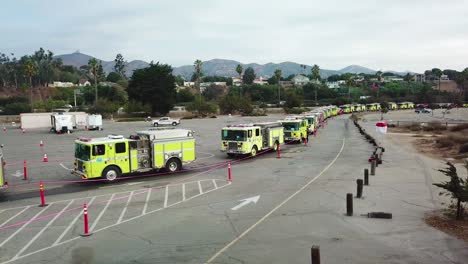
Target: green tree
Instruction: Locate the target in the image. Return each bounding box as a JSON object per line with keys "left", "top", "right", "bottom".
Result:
{"left": 106, "top": 72, "right": 122, "bottom": 83}
{"left": 284, "top": 90, "right": 302, "bottom": 108}
{"left": 187, "top": 97, "right": 217, "bottom": 116}
{"left": 88, "top": 58, "right": 99, "bottom": 106}
{"left": 24, "top": 59, "right": 37, "bottom": 110}
{"left": 114, "top": 53, "right": 127, "bottom": 78}
{"left": 274, "top": 69, "right": 282, "bottom": 104}
{"left": 434, "top": 162, "right": 468, "bottom": 220}
{"left": 236, "top": 64, "right": 243, "bottom": 79}
{"left": 175, "top": 75, "right": 184, "bottom": 86}
{"left": 203, "top": 84, "right": 225, "bottom": 101}
{"left": 128, "top": 62, "right": 176, "bottom": 115}
{"left": 176, "top": 89, "right": 195, "bottom": 103}
{"left": 193, "top": 59, "right": 203, "bottom": 96}
{"left": 243, "top": 67, "right": 255, "bottom": 85}
{"left": 311, "top": 64, "right": 321, "bottom": 105}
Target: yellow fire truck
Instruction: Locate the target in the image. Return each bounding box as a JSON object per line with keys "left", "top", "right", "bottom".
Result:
{"left": 280, "top": 118, "right": 309, "bottom": 142}
{"left": 301, "top": 114, "right": 318, "bottom": 134}
{"left": 73, "top": 129, "right": 196, "bottom": 181}
{"left": 220, "top": 122, "right": 284, "bottom": 157}
{"left": 0, "top": 147, "right": 6, "bottom": 189}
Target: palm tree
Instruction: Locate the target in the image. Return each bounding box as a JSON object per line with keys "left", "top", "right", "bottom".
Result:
{"left": 375, "top": 70, "right": 383, "bottom": 82}
{"left": 236, "top": 64, "right": 243, "bottom": 97}
{"left": 24, "top": 59, "right": 37, "bottom": 111}
{"left": 236, "top": 64, "right": 243, "bottom": 78}
{"left": 88, "top": 58, "right": 99, "bottom": 106}
{"left": 311, "top": 65, "right": 321, "bottom": 105}
{"left": 274, "top": 69, "right": 282, "bottom": 105}
{"left": 345, "top": 76, "right": 354, "bottom": 101}
{"left": 194, "top": 59, "right": 203, "bottom": 98}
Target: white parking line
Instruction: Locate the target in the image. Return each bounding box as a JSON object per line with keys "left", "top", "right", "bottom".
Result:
{"left": 59, "top": 163, "right": 72, "bottom": 171}
{"left": 182, "top": 184, "right": 186, "bottom": 201}
{"left": 164, "top": 185, "right": 169, "bottom": 208}
{"left": 142, "top": 188, "right": 152, "bottom": 214}
{"left": 53, "top": 196, "right": 96, "bottom": 246}
{"left": 0, "top": 205, "right": 50, "bottom": 248}
{"left": 90, "top": 193, "right": 115, "bottom": 232}
{"left": 198, "top": 181, "right": 203, "bottom": 194}
{"left": 117, "top": 191, "right": 133, "bottom": 224}
{"left": 0, "top": 179, "right": 231, "bottom": 264}
{"left": 205, "top": 138, "right": 346, "bottom": 263}
{"left": 12, "top": 200, "right": 74, "bottom": 259}
{"left": 0, "top": 206, "right": 30, "bottom": 228}
{"left": 212, "top": 179, "right": 218, "bottom": 189}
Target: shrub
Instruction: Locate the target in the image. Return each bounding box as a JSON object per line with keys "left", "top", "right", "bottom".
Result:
{"left": 450, "top": 123, "right": 468, "bottom": 132}
{"left": 459, "top": 143, "right": 468, "bottom": 154}
{"left": 427, "top": 121, "right": 446, "bottom": 131}
{"left": 3, "top": 102, "right": 31, "bottom": 115}
{"left": 408, "top": 123, "right": 421, "bottom": 131}
{"left": 436, "top": 137, "right": 455, "bottom": 148}
{"left": 447, "top": 135, "right": 468, "bottom": 144}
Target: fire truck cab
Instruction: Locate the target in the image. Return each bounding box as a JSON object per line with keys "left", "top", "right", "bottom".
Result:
{"left": 280, "top": 118, "right": 309, "bottom": 143}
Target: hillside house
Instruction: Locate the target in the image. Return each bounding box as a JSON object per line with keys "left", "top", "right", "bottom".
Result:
{"left": 231, "top": 77, "right": 242, "bottom": 86}
{"left": 79, "top": 79, "right": 91, "bottom": 86}
{"left": 291, "top": 75, "right": 310, "bottom": 86}
{"left": 253, "top": 77, "right": 268, "bottom": 85}
{"left": 413, "top": 74, "right": 426, "bottom": 82}
{"left": 183, "top": 81, "right": 195, "bottom": 87}
{"left": 326, "top": 80, "right": 345, "bottom": 89}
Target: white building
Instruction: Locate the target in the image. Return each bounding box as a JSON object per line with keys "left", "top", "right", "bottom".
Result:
{"left": 183, "top": 81, "right": 196, "bottom": 87}
{"left": 231, "top": 77, "right": 242, "bottom": 86}
{"left": 51, "top": 81, "right": 74, "bottom": 88}
{"left": 326, "top": 80, "right": 345, "bottom": 89}
{"left": 291, "top": 75, "right": 310, "bottom": 86}
{"left": 253, "top": 77, "right": 268, "bottom": 85}
{"left": 78, "top": 79, "right": 91, "bottom": 86}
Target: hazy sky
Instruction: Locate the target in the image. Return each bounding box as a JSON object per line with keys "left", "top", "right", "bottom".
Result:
{"left": 2, "top": 0, "right": 468, "bottom": 72}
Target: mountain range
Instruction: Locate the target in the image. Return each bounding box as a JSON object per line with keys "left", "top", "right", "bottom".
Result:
{"left": 54, "top": 52, "right": 411, "bottom": 80}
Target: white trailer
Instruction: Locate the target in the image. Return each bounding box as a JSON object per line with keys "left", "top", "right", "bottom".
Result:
{"left": 20, "top": 112, "right": 88, "bottom": 129}
{"left": 51, "top": 114, "right": 73, "bottom": 133}
{"left": 86, "top": 114, "right": 103, "bottom": 130}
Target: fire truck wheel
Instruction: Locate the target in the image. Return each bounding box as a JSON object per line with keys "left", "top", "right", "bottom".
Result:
{"left": 166, "top": 158, "right": 181, "bottom": 172}
{"left": 250, "top": 146, "right": 258, "bottom": 157}
{"left": 153, "top": 123, "right": 158, "bottom": 127}
{"left": 103, "top": 166, "right": 121, "bottom": 181}
{"left": 172, "top": 122, "right": 177, "bottom": 126}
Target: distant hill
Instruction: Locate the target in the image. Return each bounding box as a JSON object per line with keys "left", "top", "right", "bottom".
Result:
{"left": 54, "top": 52, "right": 412, "bottom": 80}
{"left": 54, "top": 52, "right": 149, "bottom": 77}
{"left": 338, "top": 65, "right": 376, "bottom": 74}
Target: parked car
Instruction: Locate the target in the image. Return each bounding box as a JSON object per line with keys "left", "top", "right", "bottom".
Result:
{"left": 415, "top": 108, "right": 432, "bottom": 113}
{"left": 152, "top": 117, "right": 180, "bottom": 127}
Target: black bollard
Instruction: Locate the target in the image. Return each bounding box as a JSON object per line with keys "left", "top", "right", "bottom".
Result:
{"left": 364, "top": 169, "right": 369, "bottom": 185}
{"left": 371, "top": 159, "right": 376, "bottom": 175}
{"left": 311, "top": 246, "right": 320, "bottom": 264}
{"left": 356, "top": 179, "right": 363, "bottom": 198}
{"left": 346, "top": 193, "right": 353, "bottom": 216}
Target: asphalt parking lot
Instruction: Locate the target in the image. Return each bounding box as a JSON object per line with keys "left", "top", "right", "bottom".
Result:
{"left": 1, "top": 112, "right": 467, "bottom": 264}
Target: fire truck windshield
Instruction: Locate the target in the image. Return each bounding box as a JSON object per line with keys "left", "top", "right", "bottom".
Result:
{"left": 74, "top": 143, "right": 91, "bottom": 161}
{"left": 283, "top": 123, "right": 299, "bottom": 131}
{"left": 222, "top": 130, "right": 247, "bottom": 141}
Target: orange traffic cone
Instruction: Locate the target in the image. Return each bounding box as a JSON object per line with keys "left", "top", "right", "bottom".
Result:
{"left": 43, "top": 154, "right": 48, "bottom": 162}
{"left": 40, "top": 140, "right": 44, "bottom": 147}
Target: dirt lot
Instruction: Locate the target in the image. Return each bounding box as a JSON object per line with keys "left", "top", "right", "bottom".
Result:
{"left": 389, "top": 123, "right": 468, "bottom": 162}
